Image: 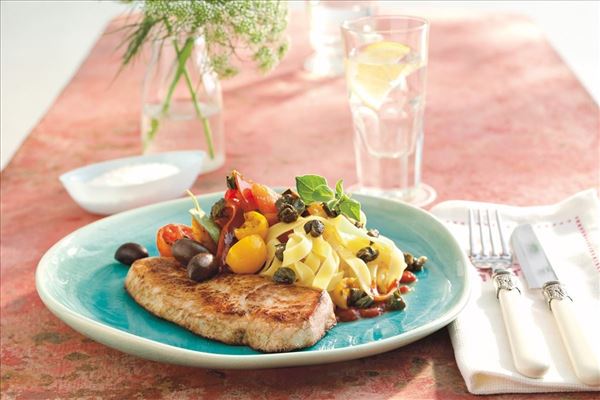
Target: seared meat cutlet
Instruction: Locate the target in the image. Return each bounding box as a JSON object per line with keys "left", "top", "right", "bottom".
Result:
{"left": 125, "top": 257, "right": 336, "bottom": 352}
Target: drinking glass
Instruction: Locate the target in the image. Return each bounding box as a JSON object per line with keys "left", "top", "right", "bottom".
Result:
{"left": 305, "top": 0, "right": 374, "bottom": 77}
{"left": 341, "top": 16, "right": 436, "bottom": 207}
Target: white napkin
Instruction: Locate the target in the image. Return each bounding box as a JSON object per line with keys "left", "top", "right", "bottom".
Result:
{"left": 430, "top": 189, "right": 600, "bottom": 394}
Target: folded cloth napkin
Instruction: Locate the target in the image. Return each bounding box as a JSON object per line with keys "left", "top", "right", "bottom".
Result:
{"left": 430, "top": 189, "right": 600, "bottom": 394}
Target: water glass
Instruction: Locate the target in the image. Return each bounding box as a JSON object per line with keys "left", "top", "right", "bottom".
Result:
{"left": 341, "top": 16, "right": 435, "bottom": 207}
{"left": 305, "top": 0, "right": 374, "bottom": 77}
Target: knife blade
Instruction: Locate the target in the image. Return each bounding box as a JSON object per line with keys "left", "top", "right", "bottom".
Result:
{"left": 512, "top": 224, "right": 600, "bottom": 386}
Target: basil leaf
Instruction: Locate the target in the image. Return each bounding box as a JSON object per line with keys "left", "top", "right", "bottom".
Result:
{"left": 313, "top": 184, "right": 334, "bottom": 202}
{"left": 335, "top": 179, "right": 344, "bottom": 198}
{"left": 339, "top": 198, "right": 361, "bottom": 221}
{"left": 296, "top": 175, "right": 329, "bottom": 203}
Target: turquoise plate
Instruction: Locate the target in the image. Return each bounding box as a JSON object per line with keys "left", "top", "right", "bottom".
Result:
{"left": 36, "top": 192, "right": 470, "bottom": 369}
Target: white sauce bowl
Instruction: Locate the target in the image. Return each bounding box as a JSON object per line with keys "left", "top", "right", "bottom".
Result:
{"left": 59, "top": 151, "right": 204, "bottom": 215}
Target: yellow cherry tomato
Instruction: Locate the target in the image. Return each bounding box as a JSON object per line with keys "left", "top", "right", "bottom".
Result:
{"left": 306, "top": 202, "right": 328, "bottom": 218}
{"left": 234, "top": 211, "right": 269, "bottom": 240}
{"left": 226, "top": 234, "right": 267, "bottom": 274}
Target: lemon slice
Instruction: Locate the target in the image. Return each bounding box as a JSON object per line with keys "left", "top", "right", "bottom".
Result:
{"left": 347, "top": 41, "right": 419, "bottom": 110}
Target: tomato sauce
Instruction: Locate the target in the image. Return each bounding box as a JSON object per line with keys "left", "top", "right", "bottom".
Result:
{"left": 335, "top": 303, "right": 386, "bottom": 322}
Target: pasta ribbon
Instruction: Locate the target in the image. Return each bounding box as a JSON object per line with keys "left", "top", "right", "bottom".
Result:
{"left": 260, "top": 214, "right": 407, "bottom": 297}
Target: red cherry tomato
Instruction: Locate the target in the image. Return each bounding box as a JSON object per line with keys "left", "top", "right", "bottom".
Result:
{"left": 400, "top": 270, "right": 417, "bottom": 284}
{"left": 399, "top": 285, "right": 411, "bottom": 294}
{"left": 156, "top": 224, "right": 194, "bottom": 257}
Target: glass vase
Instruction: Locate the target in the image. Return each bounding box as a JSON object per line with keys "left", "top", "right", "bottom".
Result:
{"left": 141, "top": 36, "right": 225, "bottom": 174}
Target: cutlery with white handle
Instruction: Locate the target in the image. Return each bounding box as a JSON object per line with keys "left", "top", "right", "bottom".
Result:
{"left": 468, "top": 210, "right": 550, "bottom": 379}
{"left": 512, "top": 223, "right": 600, "bottom": 386}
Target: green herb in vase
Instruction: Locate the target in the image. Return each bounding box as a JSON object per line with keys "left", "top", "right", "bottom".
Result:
{"left": 121, "top": 0, "right": 289, "bottom": 172}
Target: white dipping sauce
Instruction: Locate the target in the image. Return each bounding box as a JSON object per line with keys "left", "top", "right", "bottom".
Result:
{"left": 89, "top": 163, "right": 180, "bottom": 187}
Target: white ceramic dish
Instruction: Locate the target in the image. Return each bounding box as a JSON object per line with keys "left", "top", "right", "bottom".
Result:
{"left": 59, "top": 151, "right": 204, "bottom": 215}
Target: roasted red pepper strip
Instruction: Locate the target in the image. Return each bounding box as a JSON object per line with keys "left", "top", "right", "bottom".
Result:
{"left": 232, "top": 170, "right": 258, "bottom": 211}
{"left": 215, "top": 202, "right": 245, "bottom": 267}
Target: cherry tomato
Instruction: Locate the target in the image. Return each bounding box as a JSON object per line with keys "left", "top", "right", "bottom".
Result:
{"left": 400, "top": 270, "right": 417, "bottom": 284}
{"left": 156, "top": 224, "right": 194, "bottom": 257}
{"left": 251, "top": 183, "right": 278, "bottom": 212}
{"left": 234, "top": 211, "right": 269, "bottom": 240}
{"left": 225, "top": 234, "right": 267, "bottom": 274}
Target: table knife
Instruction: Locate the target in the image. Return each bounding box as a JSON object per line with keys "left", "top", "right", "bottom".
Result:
{"left": 512, "top": 224, "right": 600, "bottom": 386}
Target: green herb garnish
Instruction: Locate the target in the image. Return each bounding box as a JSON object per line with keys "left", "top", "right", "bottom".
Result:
{"left": 295, "top": 175, "right": 361, "bottom": 221}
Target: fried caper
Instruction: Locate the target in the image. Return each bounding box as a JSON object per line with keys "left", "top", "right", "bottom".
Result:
{"left": 274, "top": 243, "right": 286, "bottom": 261}
{"left": 273, "top": 267, "right": 296, "bottom": 284}
{"left": 303, "top": 219, "right": 324, "bottom": 237}
{"left": 278, "top": 204, "right": 299, "bottom": 223}
{"left": 356, "top": 246, "right": 379, "bottom": 263}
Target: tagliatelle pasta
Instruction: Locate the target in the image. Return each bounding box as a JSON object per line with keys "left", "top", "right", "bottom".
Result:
{"left": 260, "top": 214, "right": 407, "bottom": 297}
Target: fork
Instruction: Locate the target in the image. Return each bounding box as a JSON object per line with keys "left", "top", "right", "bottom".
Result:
{"left": 468, "top": 209, "right": 550, "bottom": 379}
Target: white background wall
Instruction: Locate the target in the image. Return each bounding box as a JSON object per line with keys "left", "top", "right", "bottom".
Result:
{"left": 1, "top": 0, "right": 598, "bottom": 170}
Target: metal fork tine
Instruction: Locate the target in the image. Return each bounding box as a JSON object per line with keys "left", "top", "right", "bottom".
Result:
{"left": 486, "top": 209, "right": 497, "bottom": 256}
{"left": 477, "top": 209, "right": 488, "bottom": 257}
{"left": 495, "top": 210, "right": 510, "bottom": 257}
{"left": 468, "top": 209, "right": 476, "bottom": 257}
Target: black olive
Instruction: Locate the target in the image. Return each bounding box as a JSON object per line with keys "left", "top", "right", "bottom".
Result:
{"left": 278, "top": 204, "right": 299, "bottom": 223}
{"left": 273, "top": 267, "right": 296, "bottom": 284}
{"left": 187, "top": 253, "right": 218, "bottom": 282}
{"left": 115, "top": 242, "right": 148, "bottom": 266}
{"left": 386, "top": 292, "right": 406, "bottom": 311}
{"left": 367, "top": 229, "right": 380, "bottom": 238}
{"left": 303, "top": 220, "right": 324, "bottom": 237}
{"left": 356, "top": 246, "right": 379, "bottom": 263}
{"left": 275, "top": 243, "right": 286, "bottom": 261}
{"left": 172, "top": 238, "right": 209, "bottom": 266}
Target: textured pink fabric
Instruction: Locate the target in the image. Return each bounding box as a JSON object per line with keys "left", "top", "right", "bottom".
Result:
{"left": 1, "top": 11, "right": 598, "bottom": 399}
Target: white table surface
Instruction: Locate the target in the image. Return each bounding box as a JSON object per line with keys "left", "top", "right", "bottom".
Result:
{"left": 1, "top": 0, "right": 598, "bottom": 171}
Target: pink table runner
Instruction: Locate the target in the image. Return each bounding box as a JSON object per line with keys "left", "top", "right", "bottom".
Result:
{"left": 1, "top": 11, "right": 598, "bottom": 399}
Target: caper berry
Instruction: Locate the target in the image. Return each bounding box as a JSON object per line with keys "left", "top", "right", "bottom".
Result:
{"left": 405, "top": 252, "right": 428, "bottom": 272}
{"left": 275, "top": 243, "right": 286, "bottom": 261}
{"left": 273, "top": 267, "right": 296, "bottom": 284}
{"left": 114, "top": 242, "right": 148, "bottom": 266}
{"left": 367, "top": 229, "right": 380, "bottom": 238}
{"left": 303, "top": 220, "right": 324, "bottom": 237}
{"left": 275, "top": 196, "right": 288, "bottom": 211}
{"left": 278, "top": 204, "right": 299, "bottom": 223}
{"left": 322, "top": 202, "right": 339, "bottom": 217}
{"left": 354, "top": 295, "right": 374, "bottom": 309}
{"left": 386, "top": 291, "right": 406, "bottom": 311}
{"left": 356, "top": 246, "right": 379, "bottom": 263}
{"left": 291, "top": 197, "right": 306, "bottom": 214}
